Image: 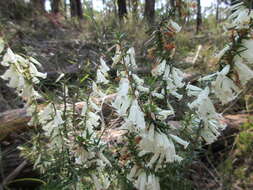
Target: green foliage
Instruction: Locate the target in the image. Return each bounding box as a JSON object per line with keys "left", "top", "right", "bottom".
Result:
{"left": 219, "top": 120, "right": 253, "bottom": 189}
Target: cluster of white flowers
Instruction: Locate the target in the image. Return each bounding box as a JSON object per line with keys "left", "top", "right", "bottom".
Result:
{"left": 1, "top": 48, "right": 46, "bottom": 103}
{"left": 227, "top": 2, "right": 253, "bottom": 29}
{"left": 110, "top": 42, "right": 191, "bottom": 190}
{"left": 152, "top": 60, "right": 185, "bottom": 100}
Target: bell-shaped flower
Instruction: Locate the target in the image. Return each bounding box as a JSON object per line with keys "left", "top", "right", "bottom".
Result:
{"left": 137, "top": 85, "right": 149, "bottom": 93}
{"left": 118, "top": 78, "right": 129, "bottom": 96}
{"left": 92, "top": 82, "right": 107, "bottom": 98}
{"left": 151, "top": 92, "right": 164, "bottom": 99}
{"left": 169, "top": 20, "right": 181, "bottom": 33}
{"left": 96, "top": 69, "right": 109, "bottom": 84}
{"left": 215, "top": 44, "right": 230, "bottom": 60}
{"left": 212, "top": 65, "right": 241, "bottom": 104}
{"left": 99, "top": 57, "right": 110, "bottom": 73}
{"left": 239, "top": 39, "right": 253, "bottom": 64}
{"left": 151, "top": 60, "right": 166, "bottom": 76}
{"left": 128, "top": 99, "right": 146, "bottom": 130}
{"left": 132, "top": 74, "right": 144, "bottom": 85}
{"left": 234, "top": 56, "right": 253, "bottom": 85}
{"left": 156, "top": 108, "right": 174, "bottom": 121}
{"left": 169, "top": 134, "right": 189, "bottom": 149}
{"left": 186, "top": 84, "right": 203, "bottom": 97}
{"left": 172, "top": 67, "right": 185, "bottom": 88}
{"left": 1, "top": 48, "right": 17, "bottom": 66}
{"left": 91, "top": 174, "right": 103, "bottom": 190}
{"left": 125, "top": 47, "right": 137, "bottom": 70}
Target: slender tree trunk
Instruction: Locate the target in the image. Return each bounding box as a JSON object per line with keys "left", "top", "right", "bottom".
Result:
{"left": 132, "top": 0, "right": 138, "bottom": 21}
{"left": 196, "top": 0, "right": 202, "bottom": 34}
{"left": 76, "top": 0, "right": 83, "bottom": 19}
{"left": 117, "top": 0, "right": 127, "bottom": 21}
{"left": 144, "top": 0, "right": 155, "bottom": 24}
{"left": 216, "top": 0, "right": 220, "bottom": 25}
{"left": 170, "top": 0, "right": 176, "bottom": 15}
{"left": 176, "top": 0, "right": 182, "bottom": 19}
{"left": 32, "top": 0, "right": 45, "bottom": 12}
{"left": 70, "top": 0, "right": 77, "bottom": 17}
{"left": 70, "top": 0, "right": 83, "bottom": 19}
{"left": 51, "top": 0, "right": 61, "bottom": 14}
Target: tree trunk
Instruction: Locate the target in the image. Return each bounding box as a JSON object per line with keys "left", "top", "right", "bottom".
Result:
{"left": 144, "top": 0, "right": 155, "bottom": 24}
{"left": 216, "top": 0, "right": 220, "bottom": 25}
{"left": 32, "top": 0, "right": 45, "bottom": 13}
{"left": 70, "top": 0, "right": 83, "bottom": 19}
{"left": 196, "top": 0, "right": 202, "bottom": 34}
{"left": 132, "top": 0, "right": 138, "bottom": 21}
{"left": 170, "top": 0, "right": 176, "bottom": 15}
{"left": 176, "top": 0, "right": 182, "bottom": 19}
{"left": 117, "top": 0, "right": 127, "bottom": 21}
{"left": 51, "top": 0, "right": 61, "bottom": 14}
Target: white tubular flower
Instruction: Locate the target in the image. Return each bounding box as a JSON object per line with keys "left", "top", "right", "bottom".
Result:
{"left": 118, "top": 78, "right": 129, "bottom": 96}
{"left": 1, "top": 48, "right": 17, "bottom": 66}
{"left": 89, "top": 99, "right": 101, "bottom": 112}
{"left": 98, "top": 151, "right": 112, "bottom": 167}
{"left": 1, "top": 49, "right": 46, "bottom": 102}
{"left": 156, "top": 108, "right": 174, "bottom": 121}
{"left": 0, "top": 38, "right": 4, "bottom": 54}
{"left": 151, "top": 60, "right": 166, "bottom": 76}
{"left": 171, "top": 91, "right": 183, "bottom": 100}
{"left": 137, "top": 85, "right": 150, "bottom": 93}
{"left": 100, "top": 57, "right": 110, "bottom": 73}
{"left": 127, "top": 165, "right": 138, "bottom": 180}
{"left": 139, "top": 126, "right": 182, "bottom": 166}
{"left": 135, "top": 172, "right": 147, "bottom": 190}
{"left": 81, "top": 102, "right": 88, "bottom": 116}
{"left": 186, "top": 84, "right": 203, "bottom": 97}
{"left": 92, "top": 82, "right": 107, "bottom": 98}
{"left": 91, "top": 174, "right": 103, "bottom": 190}
{"left": 172, "top": 67, "right": 185, "bottom": 88}
{"left": 125, "top": 47, "right": 137, "bottom": 69}
{"left": 112, "top": 78, "right": 131, "bottom": 115}
{"left": 29, "top": 62, "right": 47, "bottom": 83}
{"left": 113, "top": 95, "right": 131, "bottom": 115}
{"left": 234, "top": 56, "right": 253, "bottom": 85}
{"left": 169, "top": 20, "right": 181, "bottom": 33}
{"left": 228, "top": 2, "right": 253, "bottom": 29}
{"left": 215, "top": 44, "right": 231, "bottom": 60}
{"left": 96, "top": 58, "right": 110, "bottom": 84}
{"left": 212, "top": 65, "right": 240, "bottom": 104}
{"left": 239, "top": 39, "right": 253, "bottom": 64}
{"left": 188, "top": 87, "right": 226, "bottom": 144}
{"left": 147, "top": 174, "right": 160, "bottom": 190}
{"left": 38, "top": 103, "right": 54, "bottom": 124}
{"left": 198, "top": 72, "right": 217, "bottom": 82}
{"left": 86, "top": 112, "right": 100, "bottom": 133}
{"left": 188, "top": 87, "right": 210, "bottom": 109}
{"left": 96, "top": 69, "right": 109, "bottom": 84}
{"left": 42, "top": 110, "right": 64, "bottom": 137}
{"left": 128, "top": 99, "right": 146, "bottom": 130}
{"left": 200, "top": 117, "right": 226, "bottom": 144}
{"left": 132, "top": 74, "right": 144, "bottom": 85}
{"left": 169, "top": 134, "right": 189, "bottom": 149}
{"left": 1, "top": 65, "right": 24, "bottom": 88}
{"left": 135, "top": 172, "right": 160, "bottom": 190}
{"left": 151, "top": 92, "right": 164, "bottom": 99}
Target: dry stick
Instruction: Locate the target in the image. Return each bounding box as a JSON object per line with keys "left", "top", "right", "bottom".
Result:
{"left": 1, "top": 160, "right": 27, "bottom": 187}
{"left": 192, "top": 45, "right": 202, "bottom": 65}
{"left": 0, "top": 94, "right": 117, "bottom": 138}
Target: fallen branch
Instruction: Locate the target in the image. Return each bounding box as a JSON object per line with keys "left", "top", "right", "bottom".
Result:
{"left": 0, "top": 94, "right": 117, "bottom": 139}
{"left": 1, "top": 161, "right": 27, "bottom": 187}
